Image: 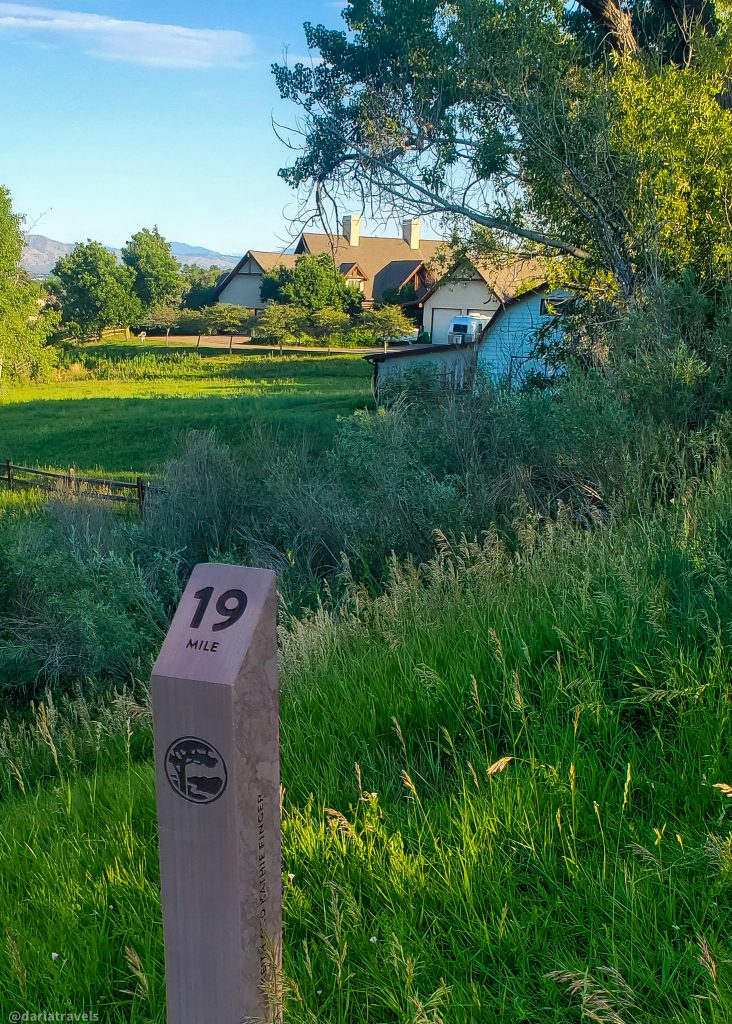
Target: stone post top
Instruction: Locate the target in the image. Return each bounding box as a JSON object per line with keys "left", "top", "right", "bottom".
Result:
{"left": 152, "top": 563, "right": 277, "bottom": 687}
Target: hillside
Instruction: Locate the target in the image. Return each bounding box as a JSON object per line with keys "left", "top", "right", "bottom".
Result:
{"left": 21, "top": 234, "right": 242, "bottom": 278}
{"left": 21, "top": 234, "right": 75, "bottom": 277}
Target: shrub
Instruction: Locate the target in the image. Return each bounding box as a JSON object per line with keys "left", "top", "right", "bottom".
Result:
{"left": 3, "top": 350, "right": 729, "bottom": 699}
{"left": 0, "top": 501, "right": 178, "bottom": 700}
{"left": 132, "top": 370, "right": 693, "bottom": 604}
{"left": 142, "top": 429, "right": 247, "bottom": 569}
{"left": 345, "top": 325, "right": 380, "bottom": 347}
{"left": 556, "top": 277, "right": 732, "bottom": 434}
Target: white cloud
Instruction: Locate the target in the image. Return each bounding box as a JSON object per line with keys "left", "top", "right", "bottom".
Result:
{"left": 0, "top": 3, "right": 254, "bottom": 69}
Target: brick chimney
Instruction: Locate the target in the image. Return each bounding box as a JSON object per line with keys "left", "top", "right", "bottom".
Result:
{"left": 342, "top": 214, "right": 361, "bottom": 247}
{"left": 402, "top": 217, "right": 421, "bottom": 250}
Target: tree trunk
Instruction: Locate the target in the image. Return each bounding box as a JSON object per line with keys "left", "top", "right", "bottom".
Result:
{"left": 575, "top": 0, "right": 639, "bottom": 55}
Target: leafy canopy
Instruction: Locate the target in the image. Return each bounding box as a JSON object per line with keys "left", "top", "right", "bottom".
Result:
{"left": 181, "top": 265, "right": 222, "bottom": 310}
{"left": 251, "top": 303, "right": 310, "bottom": 343}
{"left": 53, "top": 241, "right": 141, "bottom": 340}
{"left": 141, "top": 303, "right": 180, "bottom": 335}
{"left": 309, "top": 306, "right": 351, "bottom": 339}
{"left": 177, "top": 308, "right": 212, "bottom": 339}
{"left": 361, "top": 304, "right": 415, "bottom": 349}
{"left": 122, "top": 227, "right": 182, "bottom": 309}
{"left": 205, "top": 304, "right": 250, "bottom": 336}
{"left": 0, "top": 186, "right": 58, "bottom": 379}
{"left": 274, "top": 0, "right": 732, "bottom": 297}
{"left": 260, "top": 253, "right": 362, "bottom": 314}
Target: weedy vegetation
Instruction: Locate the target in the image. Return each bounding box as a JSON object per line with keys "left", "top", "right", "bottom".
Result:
{"left": 0, "top": 331, "right": 731, "bottom": 1019}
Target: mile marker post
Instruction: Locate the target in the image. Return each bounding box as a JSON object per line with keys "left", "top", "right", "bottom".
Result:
{"left": 151, "top": 564, "right": 282, "bottom": 1023}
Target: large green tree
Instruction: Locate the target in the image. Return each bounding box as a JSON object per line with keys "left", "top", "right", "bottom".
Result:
{"left": 260, "top": 253, "right": 362, "bottom": 314}
{"left": 178, "top": 308, "right": 212, "bottom": 346}
{"left": 274, "top": 0, "right": 732, "bottom": 298}
{"left": 53, "top": 241, "right": 141, "bottom": 340}
{"left": 205, "top": 304, "right": 251, "bottom": 350}
{"left": 181, "top": 265, "right": 222, "bottom": 309}
{"left": 0, "top": 187, "right": 58, "bottom": 380}
{"left": 309, "top": 306, "right": 351, "bottom": 351}
{"left": 122, "top": 227, "right": 182, "bottom": 309}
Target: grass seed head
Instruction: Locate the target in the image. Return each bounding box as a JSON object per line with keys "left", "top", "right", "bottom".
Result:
{"left": 487, "top": 756, "right": 513, "bottom": 777}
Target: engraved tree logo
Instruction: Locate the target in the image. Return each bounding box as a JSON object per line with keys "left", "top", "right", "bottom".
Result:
{"left": 165, "top": 737, "right": 227, "bottom": 804}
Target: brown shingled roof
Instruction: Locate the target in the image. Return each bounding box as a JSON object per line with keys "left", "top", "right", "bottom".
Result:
{"left": 298, "top": 232, "right": 446, "bottom": 302}
{"left": 216, "top": 230, "right": 543, "bottom": 310}
{"left": 340, "top": 261, "right": 368, "bottom": 280}
{"left": 472, "top": 258, "right": 546, "bottom": 302}
{"left": 373, "top": 259, "right": 425, "bottom": 297}
{"left": 411, "top": 256, "right": 546, "bottom": 308}
{"left": 248, "top": 251, "right": 298, "bottom": 273}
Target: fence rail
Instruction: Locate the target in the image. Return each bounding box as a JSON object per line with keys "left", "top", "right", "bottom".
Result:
{"left": 2, "top": 460, "right": 152, "bottom": 513}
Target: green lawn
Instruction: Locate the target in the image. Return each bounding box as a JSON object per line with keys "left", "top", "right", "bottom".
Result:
{"left": 0, "top": 348, "right": 372, "bottom": 475}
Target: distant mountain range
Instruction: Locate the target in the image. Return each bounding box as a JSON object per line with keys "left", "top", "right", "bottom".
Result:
{"left": 21, "top": 234, "right": 242, "bottom": 278}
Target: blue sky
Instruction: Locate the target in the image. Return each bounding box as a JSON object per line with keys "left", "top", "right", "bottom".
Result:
{"left": 0, "top": 1, "right": 346, "bottom": 252}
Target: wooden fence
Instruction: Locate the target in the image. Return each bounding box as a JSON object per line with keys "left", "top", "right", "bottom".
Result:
{"left": 2, "top": 460, "right": 152, "bottom": 513}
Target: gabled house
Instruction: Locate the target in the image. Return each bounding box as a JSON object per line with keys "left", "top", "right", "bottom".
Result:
{"left": 213, "top": 251, "right": 298, "bottom": 312}
{"left": 214, "top": 215, "right": 444, "bottom": 312}
{"left": 366, "top": 283, "right": 568, "bottom": 395}
{"left": 411, "top": 257, "right": 545, "bottom": 344}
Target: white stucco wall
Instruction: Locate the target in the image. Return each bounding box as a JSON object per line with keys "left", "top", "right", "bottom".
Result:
{"left": 217, "top": 273, "right": 265, "bottom": 310}
{"left": 478, "top": 291, "right": 564, "bottom": 386}
{"left": 423, "top": 279, "right": 500, "bottom": 344}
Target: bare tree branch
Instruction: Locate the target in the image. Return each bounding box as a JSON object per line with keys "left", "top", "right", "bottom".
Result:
{"left": 321, "top": 147, "right": 594, "bottom": 260}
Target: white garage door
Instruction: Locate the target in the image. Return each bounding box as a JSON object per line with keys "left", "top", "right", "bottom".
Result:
{"left": 430, "top": 308, "right": 461, "bottom": 345}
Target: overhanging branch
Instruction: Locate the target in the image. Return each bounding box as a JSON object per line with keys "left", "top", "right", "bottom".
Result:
{"left": 325, "top": 148, "right": 594, "bottom": 261}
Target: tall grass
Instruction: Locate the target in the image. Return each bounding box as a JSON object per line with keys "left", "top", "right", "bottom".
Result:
{"left": 0, "top": 361, "right": 725, "bottom": 694}
{"left": 0, "top": 473, "right": 730, "bottom": 1020}
{"left": 55, "top": 350, "right": 207, "bottom": 381}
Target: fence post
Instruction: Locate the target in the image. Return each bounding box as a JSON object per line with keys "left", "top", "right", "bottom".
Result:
{"left": 5, "top": 460, "right": 12, "bottom": 491}
{"left": 137, "top": 477, "right": 146, "bottom": 516}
